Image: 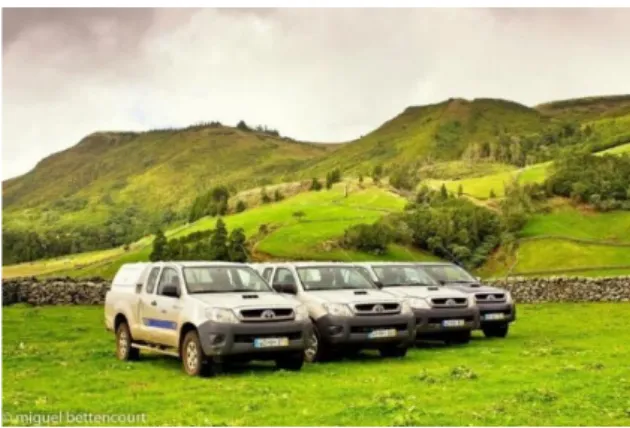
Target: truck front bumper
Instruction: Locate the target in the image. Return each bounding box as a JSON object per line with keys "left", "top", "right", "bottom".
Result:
{"left": 414, "top": 307, "right": 479, "bottom": 337}
{"left": 197, "top": 319, "right": 312, "bottom": 358}
{"left": 477, "top": 302, "right": 516, "bottom": 327}
{"left": 313, "top": 313, "right": 416, "bottom": 348}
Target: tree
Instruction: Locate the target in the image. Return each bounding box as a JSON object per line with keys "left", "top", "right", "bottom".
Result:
{"left": 372, "top": 164, "right": 383, "bottom": 184}
{"left": 209, "top": 218, "right": 229, "bottom": 261}
{"left": 260, "top": 187, "right": 272, "bottom": 204}
{"left": 274, "top": 189, "right": 284, "bottom": 201}
{"left": 358, "top": 174, "right": 364, "bottom": 184}
{"left": 457, "top": 184, "right": 464, "bottom": 197}
{"left": 235, "top": 200, "right": 247, "bottom": 213}
{"left": 489, "top": 189, "right": 497, "bottom": 199}
{"left": 149, "top": 229, "right": 168, "bottom": 261}
{"left": 310, "top": 178, "right": 322, "bottom": 191}
{"left": 440, "top": 184, "right": 449, "bottom": 199}
{"left": 236, "top": 120, "right": 250, "bottom": 131}
{"left": 227, "top": 228, "right": 248, "bottom": 262}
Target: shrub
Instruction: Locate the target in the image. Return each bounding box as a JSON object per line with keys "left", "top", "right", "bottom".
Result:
{"left": 341, "top": 223, "right": 393, "bottom": 254}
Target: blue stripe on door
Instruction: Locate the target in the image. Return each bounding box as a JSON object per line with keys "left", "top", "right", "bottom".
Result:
{"left": 143, "top": 318, "right": 178, "bottom": 330}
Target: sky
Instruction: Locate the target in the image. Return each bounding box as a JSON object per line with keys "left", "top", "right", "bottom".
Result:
{"left": 3, "top": 8, "right": 630, "bottom": 180}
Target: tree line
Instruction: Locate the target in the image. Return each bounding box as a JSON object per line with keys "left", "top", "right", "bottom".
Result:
{"left": 149, "top": 218, "right": 248, "bottom": 263}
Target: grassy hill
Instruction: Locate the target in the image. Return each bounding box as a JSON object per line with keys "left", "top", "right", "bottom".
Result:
{"left": 4, "top": 94, "right": 630, "bottom": 276}
{"left": 536, "top": 95, "right": 630, "bottom": 121}
{"left": 3, "top": 183, "right": 437, "bottom": 280}
{"left": 479, "top": 201, "right": 630, "bottom": 278}
{"left": 2, "top": 126, "right": 336, "bottom": 232}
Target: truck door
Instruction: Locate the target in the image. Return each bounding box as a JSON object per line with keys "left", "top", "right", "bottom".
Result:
{"left": 148, "top": 266, "right": 183, "bottom": 348}
{"left": 136, "top": 266, "right": 161, "bottom": 343}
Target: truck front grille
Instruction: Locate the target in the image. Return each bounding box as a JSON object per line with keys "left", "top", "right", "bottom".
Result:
{"left": 475, "top": 293, "right": 506, "bottom": 303}
{"left": 239, "top": 308, "right": 294, "bottom": 322}
{"left": 430, "top": 297, "right": 468, "bottom": 308}
{"left": 353, "top": 303, "right": 401, "bottom": 315}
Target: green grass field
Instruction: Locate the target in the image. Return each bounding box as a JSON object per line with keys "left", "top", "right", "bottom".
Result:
{"left": 3, "top": 303, "right": 630, "bottom": 426}
{"left": 424, "top": 162, "right": 550, "bottom": 199}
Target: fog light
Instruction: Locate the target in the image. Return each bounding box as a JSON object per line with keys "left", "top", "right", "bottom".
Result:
{"left": 328, "top": 325, "right": 343, "bottom": 335}
{"left": 209, "top": 334, "right": 225, "bottom": 345}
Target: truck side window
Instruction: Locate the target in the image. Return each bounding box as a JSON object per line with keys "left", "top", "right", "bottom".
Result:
{"left": 262, "top": 268, "right": 273, "bottom": 282}
{"left": 273, "top": 268, "right": 296, "bottom": 285}
{"left": 157, "top": 267, "right": 180, "bottom": 296}
{"left": 146, "top": 267, "right": 160, "bottom": 294}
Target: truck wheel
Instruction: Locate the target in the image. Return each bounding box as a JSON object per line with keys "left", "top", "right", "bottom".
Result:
{"left": 446, "top": 330, "right": 471, "bottom": 345}
{"left": 304, "top": 326, "right": 335, "bottom": 363}
{"left": 275, "top": 352, "right": 304, "bottom": 371}
{"left": 182, "top": 330, "right": 213, "bottom": 377}
{"left": 116, "top": 321, "right": 139, "bottom": 361}
{"left": 483, "top": 323, "right": 509, "bottom": 338}
{"left": 379, "top": 345, "right": 408, "bottom": 358}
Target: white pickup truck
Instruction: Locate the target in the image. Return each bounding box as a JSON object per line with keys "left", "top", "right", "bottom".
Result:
{"left": 251, "top": 262, "right": 416, "bottom": 362}
{"left": 355, "top": 262, "right": 479, "bottom": 344}
{"left": 104, "top": 261, "right": 312, "bottom": 376}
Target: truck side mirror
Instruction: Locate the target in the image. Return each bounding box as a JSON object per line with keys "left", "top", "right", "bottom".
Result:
{"left": 162, "top": 284, "right": 180, "bottom": 298}
{"left": 373, "top": 280, "right": 384, "bottom": 289}
{"left": 274, "top": 282, "right": 297, "bottom": 295}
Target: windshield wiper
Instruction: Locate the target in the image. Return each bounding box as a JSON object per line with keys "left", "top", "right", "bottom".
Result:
{"left": 444, "top": 280, "right": 476, "bottom": 284}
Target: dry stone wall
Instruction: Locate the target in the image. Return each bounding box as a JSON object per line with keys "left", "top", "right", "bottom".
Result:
{"left": 2, "top": 276, "right": 630, "bottom": 306}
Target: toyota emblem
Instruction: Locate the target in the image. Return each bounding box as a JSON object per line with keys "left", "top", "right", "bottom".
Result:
{"left": 487, "top": 294, "right": 496, "bottom": 301}
{"left": 261, "top": 310, "right": 275, "bottom": 319}
{"left": 373, "top": 304, "right": 385, "bottom": 313}
{"left": 446, "top": 299, "right": 456, "bottom": 306}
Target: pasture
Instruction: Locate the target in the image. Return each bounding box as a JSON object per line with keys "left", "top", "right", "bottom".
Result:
{"left": 3, "top": 303, "right": 630, "bottom": 426}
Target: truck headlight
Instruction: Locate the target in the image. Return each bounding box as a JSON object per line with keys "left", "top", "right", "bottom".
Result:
{"left": 408, "top": 298, "right": 430, "bottom": 309}
{"left": 294, "top": 304, "right": 309, "bottom": 321}
{"left": 505, "top": 292, "right": 513, "bottom": 304}
{"left": 467, "top": 296, "right": 477, "bottom": 308}
{"left": 400, "top": 300, "right": 413, "bottom": 314}
{"left": 205, "top": 307, "right": 239, "bottom": 324}
{"left": 322, "top": 303, "right": 353, "bottom": 317}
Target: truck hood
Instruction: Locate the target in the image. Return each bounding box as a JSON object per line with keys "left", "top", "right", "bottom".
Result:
{"left": 190, "top": 292, "right": 300, "bottom": 309}
{"left": 444, "top": 283, "right": 508, "bottom": 295}
{"left": 306, "top": 289, "right": 401, "bottom": 305}
{"left": 382, "top": 286, "right": 468, "bottom": 299}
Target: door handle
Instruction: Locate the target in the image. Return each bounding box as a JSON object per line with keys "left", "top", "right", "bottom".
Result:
{"left": 151, "top": 300, "right": 157, "bottom": 306}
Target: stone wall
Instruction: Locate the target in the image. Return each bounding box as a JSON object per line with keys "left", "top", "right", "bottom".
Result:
{"left": 2, "top": 277, "right": 110, "bottom": 306}
{"left": 487, "top": 276, "right": 630, "bottom": 303}
{"left": 2, "top": 276, "right": 630, "bottom": 306}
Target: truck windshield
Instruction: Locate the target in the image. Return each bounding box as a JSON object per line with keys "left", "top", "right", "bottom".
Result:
{"left": 371, "top": 265, "right": 438, "bottom": 287}
{"left": 296, "top": 266, "right": 377, "bottom": 291}
{"left": 183, "top": 266, "right": 272, "bottom": 294}
{"left": 419, "top": 264, "right": 477, "bottom": 284}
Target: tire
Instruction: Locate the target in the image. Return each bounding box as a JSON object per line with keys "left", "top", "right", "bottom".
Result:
{"left": 181, "top": 330, "right": 214, "bottom": 377}
{"left": 483, "top": 323, "right": 509, "bottom": 338}
{"left": 275, "top": 352, "right": 304, "bottom": 371}
{"left": 304, "top": 325, "right": 335, "bottom": 363}
{"left": 116, "top": 321, "right": 139, "bottom": 361}
{"left": 379, "top": 344, "right": 408, "bottom": 358}
{"left": 446, "top": 330, "right": 471, "bottom": 345}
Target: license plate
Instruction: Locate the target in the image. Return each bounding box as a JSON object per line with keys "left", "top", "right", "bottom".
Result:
{"left": 442, "top": 319, "right": 465, "bottom": 327}
{"left": 254, "top": 337, "right": 289, "bottom": 348}
{"left": 483, "top": 313, "right": 505, "bottom": 321}
{"left": 368, "top": 328, "right": 397, "bottom": 339}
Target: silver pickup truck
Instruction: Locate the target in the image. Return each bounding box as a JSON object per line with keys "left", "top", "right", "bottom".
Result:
{"left": 416, "top": 262, "right": 516, "bottom": 338}
{"left": 104, "top": 261, "right": 311, "bottom": 376}
{"left": 251, "top": 262, "right": 416, "bottom": 362}
{"left": 355, "top": 262, "right": 479, "bottom": 344}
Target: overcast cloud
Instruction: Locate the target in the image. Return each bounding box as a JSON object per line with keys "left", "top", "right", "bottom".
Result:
{"left": 3, "top": 8, "right": 630, "bottom": 180}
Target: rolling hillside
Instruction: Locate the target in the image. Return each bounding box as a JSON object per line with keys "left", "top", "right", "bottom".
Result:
{"left": 3, "top": 183, "right": 437, "bottom": 280}
{"left": 3, "top": 94, "right": 630, "bottom": 276}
